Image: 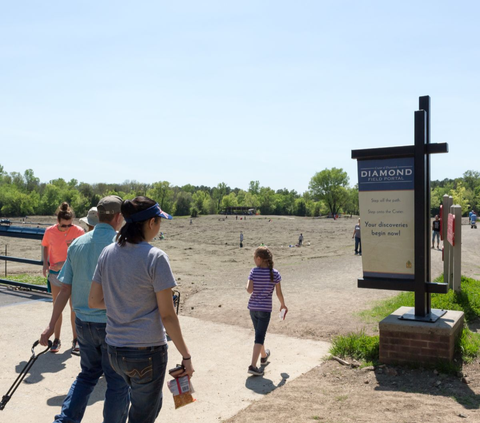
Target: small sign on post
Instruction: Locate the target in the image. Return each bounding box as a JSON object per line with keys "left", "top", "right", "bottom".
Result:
{"left": 447, "top": 214, "right": 455, "bottom": 246}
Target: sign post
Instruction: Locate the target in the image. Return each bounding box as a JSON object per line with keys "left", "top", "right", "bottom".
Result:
{"left": 352, "top": 96, "right": 448, "bottom": 322}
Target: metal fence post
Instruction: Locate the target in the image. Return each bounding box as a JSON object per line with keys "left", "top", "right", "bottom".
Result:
{"left": 442, "top": 195, "right": 452, "bottom": 287}
{"left": 451, "top": 204, "right": 462, "bottom": 292}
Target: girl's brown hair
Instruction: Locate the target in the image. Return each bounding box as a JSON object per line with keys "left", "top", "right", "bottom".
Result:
{"left": 254, "top": 246, "right": 274, "bottom": 282}
{"left": 55, "top": 202, "right": 74, "bottom": 221}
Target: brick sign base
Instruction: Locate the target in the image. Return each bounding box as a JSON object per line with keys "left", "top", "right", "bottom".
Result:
{"left": 379, "top": 307, "right": 464, "bottom": 364}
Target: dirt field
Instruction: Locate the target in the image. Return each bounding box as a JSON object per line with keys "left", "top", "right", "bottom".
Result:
{"left": 2, "top": 214, "right": 480, "bottom": 422}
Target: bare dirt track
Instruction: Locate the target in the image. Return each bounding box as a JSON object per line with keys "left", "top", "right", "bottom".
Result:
{"left": 2, "top": 214, "right": 480, "bottom": 422}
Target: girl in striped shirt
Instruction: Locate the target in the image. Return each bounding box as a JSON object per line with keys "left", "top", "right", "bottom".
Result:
{"left": 246, "top": 246, "right": 288, "bottom": 376}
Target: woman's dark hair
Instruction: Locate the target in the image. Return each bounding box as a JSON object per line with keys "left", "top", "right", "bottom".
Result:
{"left": 117, "top": 196, "right": 159, "bottom": 246}
{"left": 56, "top": 202, "right": 74, "bottom": 221}
{"left": 254, "top": 246, "right": 274, "bottom": 282}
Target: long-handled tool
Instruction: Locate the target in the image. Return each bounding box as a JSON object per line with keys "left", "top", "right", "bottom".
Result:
{"left": 0, "top": 340, "right": 52, "bottom": 410}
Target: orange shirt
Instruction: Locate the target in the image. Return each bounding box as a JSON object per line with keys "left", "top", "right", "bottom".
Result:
{"left": 41, "top": 224, "right": 85, "bottom": 269}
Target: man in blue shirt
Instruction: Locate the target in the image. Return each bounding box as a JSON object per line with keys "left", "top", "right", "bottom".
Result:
{"left": 40, "top": 195, "right": 129, "bottom": 423}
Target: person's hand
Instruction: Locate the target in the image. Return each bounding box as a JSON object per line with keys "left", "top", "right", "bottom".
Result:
{"left": 280, "top": 305, "right": 288, "bottom": 319}
{"left": 180, "top": 358, "right": 195, "bottom": 378}
{"left": 40, "top": 325, "right": 54, "bottom": 346}
{"left": 42, "top": 264, "right": 48, "bottom": 277}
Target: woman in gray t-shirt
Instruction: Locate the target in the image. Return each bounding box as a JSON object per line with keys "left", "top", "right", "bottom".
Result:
{"left": 90, "top": 196, "right": 194, "bottom": 423}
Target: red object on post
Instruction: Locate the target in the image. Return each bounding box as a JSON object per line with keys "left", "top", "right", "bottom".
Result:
{"left": 447, "top": 213, "right": 455, "bottom": 246}
{"left": 439, "top": 205, "right": 443, "bottom": 240}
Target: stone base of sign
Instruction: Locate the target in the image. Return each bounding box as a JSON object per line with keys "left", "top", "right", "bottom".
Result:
{"left": 379, "top": 306, "right": 464, "bottom": 364}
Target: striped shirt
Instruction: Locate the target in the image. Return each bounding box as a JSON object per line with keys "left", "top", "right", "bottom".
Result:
{"left": 247, "top": 267, "right": 282, "bottom": 312}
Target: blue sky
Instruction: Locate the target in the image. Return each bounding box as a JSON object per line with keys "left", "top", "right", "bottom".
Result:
{"left": 1, "top": 1, "right": 479, "bottom": 194}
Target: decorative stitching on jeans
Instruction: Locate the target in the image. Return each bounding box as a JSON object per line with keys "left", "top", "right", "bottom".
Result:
{"left": 125, "top": 365, "right": 153, "bottom": 379}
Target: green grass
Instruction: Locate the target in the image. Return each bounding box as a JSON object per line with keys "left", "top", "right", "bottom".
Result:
{"left": 2, "top": 273, "right": 47, "bottom": 286}
{"left": 458, "top": 326, "right": 480, "bottom": 363}
{"left": 329, "top": 330, "right": 379, "bottom": 364}
{"left": 332, "top": 275, "right": 480, "bottom": 369}
{"left": 360, "top": 275, "right": 480, "bottom": 323}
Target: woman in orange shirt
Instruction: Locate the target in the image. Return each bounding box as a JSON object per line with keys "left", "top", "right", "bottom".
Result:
{"left": 42, "top": 202, "right": 85, "bottom": 353}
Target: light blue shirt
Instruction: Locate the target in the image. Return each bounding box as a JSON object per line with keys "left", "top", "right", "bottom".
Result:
{"left": 59, "top": 223, "right": 117, "bottom": 323}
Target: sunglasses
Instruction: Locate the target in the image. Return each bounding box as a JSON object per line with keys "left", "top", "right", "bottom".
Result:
{"left": 59, "top": 224, "right": 73, "bottom": 228}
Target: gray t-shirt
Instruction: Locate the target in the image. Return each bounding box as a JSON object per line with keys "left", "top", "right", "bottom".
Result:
{"left": 93, "top": 241, "right": 177, "bottom": 347}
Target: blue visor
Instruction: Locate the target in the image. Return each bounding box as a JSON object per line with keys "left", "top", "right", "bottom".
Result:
{"left": 124, "top": 203, "right": 172, "bottom": 223}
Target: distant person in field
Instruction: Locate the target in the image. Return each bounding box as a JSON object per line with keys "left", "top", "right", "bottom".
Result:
{"left": 245, "top": 246, "right": 287, "bottom": 376}
{"left": 352, "top": 218, "right": 361, "bottom": 255}
{"left": 240, "top": 231, "right": 244, "bottom": 248}
{"left": 42, "top": 202, "right": 84, "bottom": 354}
{"left": 432, "top": 215, "right": 441, "bottom": 249}
{"left": 79, "top": 207, "right": 99, "bottom": 232}
{"left": 298, "top": 233, "right": 304, "bottom": 246}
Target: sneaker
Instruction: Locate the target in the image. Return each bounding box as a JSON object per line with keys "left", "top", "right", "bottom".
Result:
{"left": 260, "top": 349, "right": 270, "bottom": 365}
{"left": 248, "top": 365, "right": 264, "bottom": 376}
{"left": 71, "top": 339, "right": 80, "bottom": 356}
{"left": 50, "top": 338, "right": 61, "bottom": 353}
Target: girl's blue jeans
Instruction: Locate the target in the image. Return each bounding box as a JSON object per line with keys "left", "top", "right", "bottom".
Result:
{"left": 108, "top": 344, "right": 168, "bottom": 423}
{"left": 250, "top": 310, "right": 271, "bottom": 345}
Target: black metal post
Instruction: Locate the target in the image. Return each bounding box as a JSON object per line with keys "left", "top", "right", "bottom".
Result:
{"left": 414, "top": 109, "right": 429, "bottom": 317}
{"left": 419, "top": 95, "right": 432, "bottom": 313}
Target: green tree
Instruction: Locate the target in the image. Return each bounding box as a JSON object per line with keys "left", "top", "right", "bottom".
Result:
{"left": 450, "top": 182, "right": 470, "bottom": 214}
{"left": 39, "top": 184, "right": 63, "bottom": 215}
{"left": 212, "top": 182, "right": 228, "bottom": 210}
{"left": 463, "top": 170, "right": 480, "bottom": 192}
{"left": 203, "top": 196, "right": 217, "bottom": 214}
{"left": 147, "top": 181, "right": 174, "bottom": 212}
{"left": 192, "top": 191, "right": 208, "bottom": 214}
{"left": 294, "top": 198, "right": 307, "bottom": 216}
{"left": 24, "top": 169, "right": 40, "bottom": 192}
{"left": 0, "top": 185, "right": 38, "bottom": 216}
{"left": 258, "top": 187, "right": 275, "bottom": 215}
{"left": 343, "top": 186, "right": 359, "bottom": 215}
{"left": 174, "top": 192, "right": 193, "bottom": 216}
{"left": 309, "top": 168, "right": 349, "bottom": 216}
{"left": 221, "top": 192, "right": 238, "bottom": 210}
{"left": 248, "top": 180, "right": 260, "bottom": 195}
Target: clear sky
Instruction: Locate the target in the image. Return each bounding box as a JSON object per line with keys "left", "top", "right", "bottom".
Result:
{"left": 2, "top": 1, "right": 479, "bottom": 194}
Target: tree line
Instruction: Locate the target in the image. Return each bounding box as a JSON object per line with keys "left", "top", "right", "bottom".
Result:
{"left": 0, "top": 164, "right": 476, "bottom": 218}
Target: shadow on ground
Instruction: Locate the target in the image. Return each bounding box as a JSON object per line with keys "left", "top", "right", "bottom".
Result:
{"left": 245, "top": 372, "right": 290, "bottom": 395}
{"left": 374, "top": 365, "right": 480, "bottom": 409}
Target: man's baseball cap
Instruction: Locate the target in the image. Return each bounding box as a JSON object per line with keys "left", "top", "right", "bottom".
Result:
{"left": 97, "top": 195, "right": 123, "bottom": 215}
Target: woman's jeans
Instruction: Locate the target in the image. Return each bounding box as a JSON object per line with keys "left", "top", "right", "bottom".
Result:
{"left": 108, "top": 344, "right": 168, "bottom": 423}
{"left": 250, "top": 310, "right": 271, "bottom": 345}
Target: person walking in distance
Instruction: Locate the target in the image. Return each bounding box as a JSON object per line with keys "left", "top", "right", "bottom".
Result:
{"left": 432, "top": 215, "right": 441, "bottom": 249}
{"left": 246, "top": 246, "right": 287, "bottom": 376}
{"left": 352, "top": 218, "right": 361, "bottom": 255}
{"left": 240, "top": 231, "right": 244, "bottom": 248}
{"left": 40, "top": 196, "right": 129, "bottom": 423}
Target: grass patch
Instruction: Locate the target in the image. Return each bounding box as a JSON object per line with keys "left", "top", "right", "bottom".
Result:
{"left": 2, "top": 273, "right": 47, "bottom": 286}
{"left": 329, "top": 330, "right": 379, "bottom": 363}
{"left": 458, "top": 326, "right": 480, "bottom": 363}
